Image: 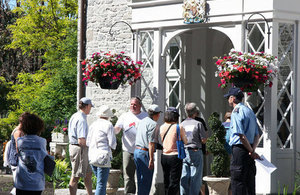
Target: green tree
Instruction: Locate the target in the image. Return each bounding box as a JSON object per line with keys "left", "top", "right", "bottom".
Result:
{"left": 0, "top": 77, "right": 13, "bottom": 115}
{"left": 1, "top": 1, "right": 44, "bottom": 82}
{"left": 0, "top": 0, "right": 78, "bottom": 141}
{"left": 7, "top": 0, "right": 77, "bottom": 56}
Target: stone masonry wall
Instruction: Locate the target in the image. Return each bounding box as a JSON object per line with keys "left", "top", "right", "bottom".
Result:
{"left": 85, "top": 0, "right": 133, "bottom": 123}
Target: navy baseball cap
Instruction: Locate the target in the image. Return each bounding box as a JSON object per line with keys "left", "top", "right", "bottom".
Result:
{"left": 166, "top": 107, "right": 180, "bottom": 115}
{"left": 224, "top": 87, "right": 244, "bottom": 98}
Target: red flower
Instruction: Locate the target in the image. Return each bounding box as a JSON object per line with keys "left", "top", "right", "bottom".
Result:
{"left": 216, "top": 59, "right": 223, "bottom": 65}
{"left": 269, "top": 82, "right": 273, "bottom": 87}
{"left": 81, "top": 51, "right": 144, "bottom": 86}
{"left": 214, "top": 49, "right": 278, "bottom": 92}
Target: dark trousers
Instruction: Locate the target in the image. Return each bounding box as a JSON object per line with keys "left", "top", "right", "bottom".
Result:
{"left": 16, "top": 189, "right": 42, "bottom": 195}
{"left": 231, "top": 145, "right": 256, "bottom": 195}
{"left": 161, "top": 154, "right": 182, "bottom": 195}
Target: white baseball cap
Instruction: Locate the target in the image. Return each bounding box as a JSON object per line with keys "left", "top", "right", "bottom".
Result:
{"left": 96, "top": 105, "right": 114, "bottom": 118}
{"left": 148, "top": 104, "right": 162, "bottom": 113}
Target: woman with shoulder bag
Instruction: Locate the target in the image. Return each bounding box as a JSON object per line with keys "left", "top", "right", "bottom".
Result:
{"left": 160, "top": 107, "right": 187, "bottom": 195}
{"left": 14, "top": 112, "right": 47, "bottom": 195}
{"left": 87, "top": 105, "right": 117, "bottom": 195}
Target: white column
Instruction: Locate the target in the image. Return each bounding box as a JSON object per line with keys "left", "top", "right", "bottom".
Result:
{"left": 151, "top": 28, "right": 165, "bottom": 194}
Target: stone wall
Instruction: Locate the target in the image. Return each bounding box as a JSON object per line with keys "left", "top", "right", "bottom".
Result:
{"left": 85, "top": 0, "right": 133, "bottom": 123}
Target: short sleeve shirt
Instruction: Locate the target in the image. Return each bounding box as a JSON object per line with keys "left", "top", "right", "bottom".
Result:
{"left": 181, "top": 118, "right": 207, "bottom": 149}
{"left": 115, "top": 111, "right": 148, "bottom": 153}
{"left": 135, "top": 117, "right": 158, "bottom": 149}
{"left": 68, "top": 111, "right": 89, "bottom": 144}
{"left": 229, "top": 103, "right": 259, "bottom": 146}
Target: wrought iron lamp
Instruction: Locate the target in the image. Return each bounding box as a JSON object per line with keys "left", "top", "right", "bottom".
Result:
{"left": 109, "top": 21, "right": 135, "bottom": 52}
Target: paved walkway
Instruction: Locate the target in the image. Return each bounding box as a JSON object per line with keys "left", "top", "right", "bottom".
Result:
{"left": 0, "top": 173, "right": 124, "bottom": 195}
{"left": 55, "top": 189, "right": 124, "bottom": 195}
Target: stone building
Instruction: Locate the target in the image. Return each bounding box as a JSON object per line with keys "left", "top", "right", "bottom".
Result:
{"left": 78, "top": 0, "right": 300, "bottom": 194}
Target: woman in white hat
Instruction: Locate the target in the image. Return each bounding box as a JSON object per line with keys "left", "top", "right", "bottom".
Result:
{"left": 87, "top": 105, "right": 117, "bottom": 195}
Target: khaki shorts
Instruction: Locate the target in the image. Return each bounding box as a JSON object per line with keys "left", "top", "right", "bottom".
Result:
{"left": 69, "top": 144, "right": 92, "bottom": 177}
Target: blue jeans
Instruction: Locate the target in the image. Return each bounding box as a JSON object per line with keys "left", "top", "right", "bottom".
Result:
{"left": 91, "top": 165, "right": 110, "bottom": 195}
{"left": 134, "top": 149, "right": 154, "bottom": 195}
{"left": 180, "top": 149, "right": 203, "bottom": 195}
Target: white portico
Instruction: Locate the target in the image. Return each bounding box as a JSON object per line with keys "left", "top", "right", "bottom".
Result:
{"left": 82, "top": 0, "right": 300, "bottom": 194}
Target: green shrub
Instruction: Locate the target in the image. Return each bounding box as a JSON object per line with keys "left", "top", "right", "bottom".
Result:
{"left": 206, "top": 112, "right": 230, "bottom": 177}
{"left": 46, "top": 158, "right": 97, "bottom": 189}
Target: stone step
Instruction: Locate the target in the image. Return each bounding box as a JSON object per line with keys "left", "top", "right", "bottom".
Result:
{"left": 54, "top": 188, "right": 124, "bottom": 195}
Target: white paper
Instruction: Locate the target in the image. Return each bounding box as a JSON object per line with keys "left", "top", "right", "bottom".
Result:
{"left": 255, "top": 154, "right": 277, "bottom": 174}
{"left": 124, "top": 126, "right": 137, "bottom": 147}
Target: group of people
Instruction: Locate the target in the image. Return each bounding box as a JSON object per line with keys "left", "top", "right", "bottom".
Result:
{"left": 4, "top": 86, "right": 261, "bottom": 195}
{"left": 67, "top": 96, "right": 209, "bottom": 195}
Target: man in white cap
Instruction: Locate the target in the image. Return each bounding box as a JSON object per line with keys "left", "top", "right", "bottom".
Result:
{"left": 68, "top": 97, "right": 94, "bottom": 195}
{"left": 114, "top": 97, "right": 148, "bottom": 194}
{"left": 134, "top": 104, "right": 162, "bottom": 195}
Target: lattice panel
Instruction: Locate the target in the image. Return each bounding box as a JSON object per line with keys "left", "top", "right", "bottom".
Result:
{"left": 138, "top": 31, "right": 155, "bottom": 110}
{"left": 245, "top": 22, "right": 267, "bottom": 147}
{"left": 276, "top": 23, "right": 295, "bottom": 149}
{"left": 165, "top": 36, "right": 183, "bottom": 112}
{"left": 246, "top": 23, "right": 266, "bottom": 53}
{"left": 244, "top": 90, "right": 265, "bottom": 147}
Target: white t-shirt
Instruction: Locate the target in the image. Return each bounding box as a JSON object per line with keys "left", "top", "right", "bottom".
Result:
{"left": 115, "top": 111, "right": 148, "bottom": 153}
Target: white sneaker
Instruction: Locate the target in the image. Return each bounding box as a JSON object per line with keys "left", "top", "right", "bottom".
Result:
{"left": 10, "top": 187, "right": 16, "bottom": 195}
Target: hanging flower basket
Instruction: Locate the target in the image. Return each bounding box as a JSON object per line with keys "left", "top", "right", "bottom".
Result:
{"left": 215, "top": 49, "right": 278, "bottom": 92}
{"left": 97, "top": 76, "right": 122, "bottom": 90}
{"left": 232, "top": 77, "right": 255, "bottom": 90}
{"left": 82, "top": 51, "right": 143, "bottom": 90}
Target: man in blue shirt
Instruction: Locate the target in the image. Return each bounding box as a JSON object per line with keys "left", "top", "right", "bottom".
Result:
{"left": 134, "top": 104, "right": 162, "bottom": 195}
{"left": 224, "top": 87, "right": 260, "bottom": 195}
{"left": 68, "top": 97, "right": 94, "bottom": 195}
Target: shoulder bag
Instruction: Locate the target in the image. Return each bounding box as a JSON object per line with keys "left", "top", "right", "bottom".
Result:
{"left": 176, "top": 124, "right": 186, "bottom": 159}
{"left": 8, "top": 135, "right": 18, "bottom": 166}
{"left": 89, "top": 151, "right": 110, "bottom": 167}
{"left": 88, "top": 129, "right": 111, "bottom": 167}
{"left": 44, "top": 155, "right": 56, "bottom": 176}
{"left": 162, "top": 124, "right": 174, "bottom": 142}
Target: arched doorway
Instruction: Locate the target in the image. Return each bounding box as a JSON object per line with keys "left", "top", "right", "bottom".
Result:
{"left": 163, "top": 28, "right": 234, "bottom": 121}
{"left": 163, "top": 28, "right": 234, "bottom": 178}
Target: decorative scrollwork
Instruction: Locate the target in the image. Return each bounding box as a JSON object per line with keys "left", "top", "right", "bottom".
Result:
{"left": 183, "top": 0, "right": 206, "bottom": 24}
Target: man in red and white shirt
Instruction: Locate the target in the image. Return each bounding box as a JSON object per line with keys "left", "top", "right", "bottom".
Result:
{"left": 115, "top": 97, "right": 148, "bottom": 194}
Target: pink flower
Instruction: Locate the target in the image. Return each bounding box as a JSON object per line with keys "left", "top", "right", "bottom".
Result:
{"left": 216, "top": 59, "right": 223, "bottom": 65}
